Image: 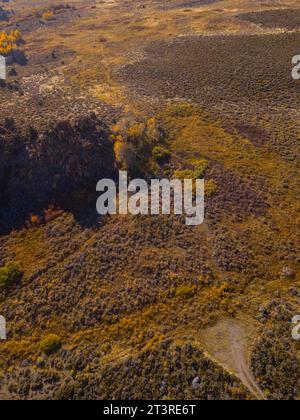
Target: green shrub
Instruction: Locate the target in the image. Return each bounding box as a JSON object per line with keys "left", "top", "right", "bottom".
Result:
{"left": 40, "top": 334, "right": 62, "bottom": 355}
{"left": 168, "top": 104, "right": 194, "bottom": 117}
{"left": 152, "top": 146, "right": 171, "bottom": 165}
{"left": 0, "top": 261, "right": 23, "bottom": 290}
{"left": 193, "top": 159, "right": 209, "bottom": 178}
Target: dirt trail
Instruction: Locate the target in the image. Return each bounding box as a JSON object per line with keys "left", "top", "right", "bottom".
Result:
{"left": 200, "top": 318, "right": 266, "bottom": 400}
